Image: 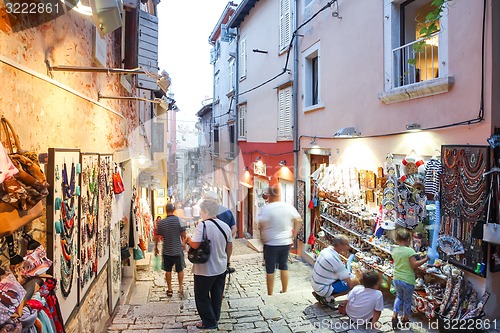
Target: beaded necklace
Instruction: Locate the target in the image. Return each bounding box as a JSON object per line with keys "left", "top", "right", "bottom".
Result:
{"left": 444, "top": 149, "right": 459, "bottom": 169}
{"left": 62, "top": 162, "right": 76, "bottom": 199}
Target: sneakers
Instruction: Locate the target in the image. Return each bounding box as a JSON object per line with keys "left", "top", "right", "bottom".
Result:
{"left": 312, "top": 291, "right": 338, "bottom": 310}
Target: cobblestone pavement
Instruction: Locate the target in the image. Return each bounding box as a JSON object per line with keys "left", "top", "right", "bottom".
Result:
{"left": 105, "top": 239, "right": 444, "bottom": 333}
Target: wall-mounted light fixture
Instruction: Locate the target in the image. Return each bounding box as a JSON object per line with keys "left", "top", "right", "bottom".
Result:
{"left": 333, "top": 127, "right": 361, "bottom": 138}
{"left": 279, "top": 160, "right": 287, "bottom": 166}
{"left": 310, "top": 137, "right": 317, "bottom": 146}
{"left": 243, "top": 166, "right": 248, "bottom": 171}
{"left": 98, "top": 92, "right": 172, "bottom": 110}
{"left": 46, "top": 63, "right": 171, "bottom": 93}
{"left": 255, "top": 156, "right": 261, "bottom": 162}
{"left": 406, "top": 123, "right": 422, "bottom": 132}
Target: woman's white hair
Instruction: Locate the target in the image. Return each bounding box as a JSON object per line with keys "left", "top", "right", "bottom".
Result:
{"left": 200, "top": 199, "right": 219, "bottom": 217}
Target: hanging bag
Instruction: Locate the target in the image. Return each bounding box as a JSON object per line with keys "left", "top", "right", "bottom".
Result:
{"left": 112, "top": 164, "right": 125, "bottom": 194}
{"left": 307, "top": 216, "right": 316, "bottom": 245}
{"left": 187, "top": 222, "right": 211, "bottom": 264}
{"left": 0, "top": 116, "right": 49, "bottom": 211}
{"left": 483, "top": 173, "right": 500, "bottom": 244}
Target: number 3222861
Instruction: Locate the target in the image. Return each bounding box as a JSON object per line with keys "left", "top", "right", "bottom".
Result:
{"left": 5, "top": 2, "right": 60, "bottom": 14}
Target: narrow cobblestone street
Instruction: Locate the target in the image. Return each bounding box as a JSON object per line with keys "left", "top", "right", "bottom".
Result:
{"left": 104, "top": 238, "right": 451, "bottom": 333}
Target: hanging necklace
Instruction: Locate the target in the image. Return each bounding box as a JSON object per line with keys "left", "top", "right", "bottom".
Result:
{"left": 444, "top": 149, "right": 459, "bottom": 169}
{"left": 62, "top": 162, "right": 76, "bottom": 199}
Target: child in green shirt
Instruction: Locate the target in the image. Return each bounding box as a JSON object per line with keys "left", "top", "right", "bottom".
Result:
{"left": 391, "top": 228, "right": 429, "bottom": 329}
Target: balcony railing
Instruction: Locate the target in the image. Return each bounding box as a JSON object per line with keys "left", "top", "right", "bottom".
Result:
{"left": 392, "top": 32, "right": 439, "bottom": 88}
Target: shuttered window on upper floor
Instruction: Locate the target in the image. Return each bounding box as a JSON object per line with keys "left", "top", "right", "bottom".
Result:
{"left": 137, "top": 9, "right": 159, "bottom": 90}
{"left": 238, "top": 103, "right": 247, "bottom": 140}
{"left": 239, "top": 38, "right": 247, "bottom": 80}
{"left": 279, "top": 0, "right": 292, "bottom": 52}
{"left": 278, "top": 86, "right": 292, "bottom": 140}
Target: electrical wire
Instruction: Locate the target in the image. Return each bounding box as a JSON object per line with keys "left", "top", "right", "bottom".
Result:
{"left": 238, "top": 0, "right": 337, "bottom": 97}
{"left": 241, "top": 150, "right": 294, "bottom": 157}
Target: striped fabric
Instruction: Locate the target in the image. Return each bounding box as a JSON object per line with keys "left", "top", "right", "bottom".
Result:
{"left": 425, "top": 159, "right": 442, "bottom": 196}
{"left": 311, "top": 247, "right": 350, "bottom": 297}
{"left": 156, "top": 215, "right": 186, "bottom": 256}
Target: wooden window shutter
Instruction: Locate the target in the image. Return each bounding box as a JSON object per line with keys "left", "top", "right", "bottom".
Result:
{"left": 279, "top": 0, "right": 291, "bottom": 51}
{"left": 137, "top": 10, "right": 159, "bottom": 90}
{"left": 238, "top": 104, "right": 247, "bottom": 138}
{"left": 278, "top": 86, "right": 292, "bottom": 139}
{"left": 239, "top": 39, "right": 246, "bottom": 80}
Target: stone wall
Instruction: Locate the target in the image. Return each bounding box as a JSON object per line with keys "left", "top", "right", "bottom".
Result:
{"left": 65, "top": 268, "right": 110, "bottom": 333}
{"left": 1, "top": 7, "right": 140, "bottom": 331}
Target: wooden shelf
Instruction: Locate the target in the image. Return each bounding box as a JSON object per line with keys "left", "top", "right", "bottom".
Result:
{"left": 321, "top": 213, "right": 362, "bottom": 237}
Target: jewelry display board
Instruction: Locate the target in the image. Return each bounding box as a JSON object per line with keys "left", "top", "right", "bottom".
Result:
{"left": 97, "top": 154, "right": 112, "bottom": 274}
{"left": 441, "top": 145, "right": 489, "bottom": 277}
{"left": 79, "top": 153, "right": 99, "bottom": 299}
{"left": 108, "top": 186, "right": 122, "bottom": 314}
{"left": 47, "top": 148, "right": 80, "bottom": 324}
{"left": 297, "top": 180, "right": 306, "bottom": 242}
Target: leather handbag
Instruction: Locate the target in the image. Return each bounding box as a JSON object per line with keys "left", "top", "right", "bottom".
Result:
{"left": 187, "top": 222, "right": 211, "bottom": 264}
{"left": 0, "top": 116, "right": 49, "bottom": 212}
{"left": 112, "top": 164, "right": 125, "bottom": 194}
{"left": 0, "top": 201, "right": 42, "bottom": 238}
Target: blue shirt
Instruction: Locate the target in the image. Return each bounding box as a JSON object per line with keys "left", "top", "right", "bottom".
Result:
{"left": 217, "top": 205, "right": 235, "bottom": 228}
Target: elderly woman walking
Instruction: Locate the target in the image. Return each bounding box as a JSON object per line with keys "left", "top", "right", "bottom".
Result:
{"left": 186, "top": 199, "right": 233, "bottom": 330}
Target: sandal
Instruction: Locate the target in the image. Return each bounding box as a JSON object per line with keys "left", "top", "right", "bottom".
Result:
{"left": 166, "top": 290, "right": 173, "bottom": 297}
{"left": 195, "top": 322, "right": 217, "bottom": 329}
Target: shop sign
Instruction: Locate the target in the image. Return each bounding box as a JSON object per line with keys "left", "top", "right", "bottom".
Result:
{"left": 304, "top": 148, "right": 331, "bottom": 156}
{"left": 254, "top": 163, "right": 266, "bottom": 176}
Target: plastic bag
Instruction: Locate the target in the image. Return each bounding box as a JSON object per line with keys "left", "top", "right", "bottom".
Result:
{"left": 153, "top": 255, "right": 161, "bottom": 272}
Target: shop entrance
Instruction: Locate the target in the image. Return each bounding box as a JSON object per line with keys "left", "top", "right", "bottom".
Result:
{"left": 246, "top": 189, "right": 253, "bottom": 236}
{"left": 310, "top": 154, "right": 329, "bottom": 237}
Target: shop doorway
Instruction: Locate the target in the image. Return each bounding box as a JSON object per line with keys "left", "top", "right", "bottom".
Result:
{"left": 246, "top": 189, "right": 253, "bottom": 236}
{"left": 310, "top": 155, "right": 329, "bottom": 236}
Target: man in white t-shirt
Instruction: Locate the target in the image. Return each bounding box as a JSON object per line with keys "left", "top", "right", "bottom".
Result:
{"left": 257, "top": 184, "right": 302, "bottom": 295}
{"left": 344, "top": 270, "right": 384, "bottom": 328}
{"left": 311, "top": 235, "right": 359, "bottom": 308}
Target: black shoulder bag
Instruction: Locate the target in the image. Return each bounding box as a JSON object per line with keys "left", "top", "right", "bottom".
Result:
{"left": 187, "top": 219, "right": 228, "bottom": 264}
{"left": 187, "top": 222, "right": 210, "bottom": 264}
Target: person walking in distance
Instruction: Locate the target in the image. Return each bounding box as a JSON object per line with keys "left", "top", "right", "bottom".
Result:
{"left": 153, "top": 203, "right": 187, "bottom": 297}
{"left": 257, "top": 184, "right": 303, "bottom": 295}
{"left": 186, "top": 199, "right": 233, "bottom": 330}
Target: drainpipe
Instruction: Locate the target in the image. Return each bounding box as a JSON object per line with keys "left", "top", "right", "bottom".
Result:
{"left": 293, "top": 0, "right": 299, "bottom": 209}
{"left": 234, "top": 30, "right": 241, "bottom": 238}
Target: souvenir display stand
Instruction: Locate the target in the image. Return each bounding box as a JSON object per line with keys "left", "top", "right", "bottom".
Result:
{"left": 79, "top": 153, "right": 99, "bottom": 300}
{"left": 306, "top": 146, "right": 492, "bottom": 324}
{"left": 47, "top": 148, "right": 81, "bottom": 324}
{"left": 97, "top": 154, "right": 112, "bottom": 274}
{"left": 106, "top": 156, "right": 122, "bottom": 314}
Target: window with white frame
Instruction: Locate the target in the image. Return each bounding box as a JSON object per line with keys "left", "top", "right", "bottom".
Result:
{"left": 228, "top": 58, "right": 235, "bottom": 93}
{"left": 303, "top": 43, "right": 320, "bottom": 109}
{"left": 277, "top": 85, "right": 292, "bottom": 140}
{"left": 383, "top": 0, "right": 448, "bottom": 91}
{"left": 279, "top": 0, "right": 292, "bottom": 52}
{"left": 238, "top": 103, "right": 247, "bottom": 140}
{"left": 239, "top": 38, "right": 246, "bottom": 80}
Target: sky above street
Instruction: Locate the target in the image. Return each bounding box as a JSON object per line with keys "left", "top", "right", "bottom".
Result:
{"left": 157, "top": 0, "right": 238, "bottom": 147}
